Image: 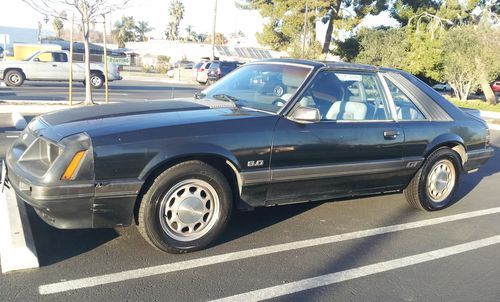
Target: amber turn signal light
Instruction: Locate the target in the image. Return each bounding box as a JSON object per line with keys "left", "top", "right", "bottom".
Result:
{"left": 61, "top": 150, "right": 86, "bottom": 180}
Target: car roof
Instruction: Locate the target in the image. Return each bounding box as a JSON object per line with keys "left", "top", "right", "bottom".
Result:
{"left": 253, "top": 58, "right": 400, "bottom": 73}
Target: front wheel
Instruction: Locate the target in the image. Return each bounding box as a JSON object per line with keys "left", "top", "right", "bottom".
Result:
{"left": 404, "top": 148, "right": 461, "bottom": 211}
{"left": 4, "top": 70, "right": 25, "bottom": 87}
{"left": 137, "top": 161, "right": 233, "bottom": 253}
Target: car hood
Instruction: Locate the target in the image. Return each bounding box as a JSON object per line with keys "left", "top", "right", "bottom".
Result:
{"left": 30, "top": 99, "right": 268, "bottom": 142}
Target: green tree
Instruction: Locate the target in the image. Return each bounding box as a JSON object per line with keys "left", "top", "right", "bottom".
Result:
{"left": 349, "top": 28, "right": 408, "bottom": 69}
{"left": 52, "top": 11, "right": 66, "bottom": 39}
{"left": 441, "top": 26, "right": 499, "bottom": 103}
{"left": 135, "top": 21, "right": 153, "bottom": 42}
{"left": 165, "top": 0, "right": 185, "bottom": 40}
{"left": 238, "top": 0, "right": 388, "bottom": 56}
{"left": 112, "top": 16, "right": 137, "bottom": 48}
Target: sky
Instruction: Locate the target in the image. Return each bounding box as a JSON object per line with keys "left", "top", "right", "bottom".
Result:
{"left": 0, "top": 0, "right": 263, "bottom": 42}
{"left": 0, "top": 0, "right": 398, "bottom": 44}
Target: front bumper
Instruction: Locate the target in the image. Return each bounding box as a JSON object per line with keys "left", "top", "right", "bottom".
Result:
{"left": 3, "top": 157, "right": 143, "bottom": 229}
{"left": 464, "top": 147, "right": 495, "bottom": 172}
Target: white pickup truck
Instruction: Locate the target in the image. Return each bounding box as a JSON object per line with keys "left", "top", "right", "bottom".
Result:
{"left": 0, "top": 50, "right": 122, "bottom": 88}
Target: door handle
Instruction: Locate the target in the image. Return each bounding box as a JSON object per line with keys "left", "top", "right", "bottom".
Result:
{"left": 52, "top": 64, "right": 57, "bottom": 67}
{"left": 383, "top": 130, "right": 400, "bottom": 139}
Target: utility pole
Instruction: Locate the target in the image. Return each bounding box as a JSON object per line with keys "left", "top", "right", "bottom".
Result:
{"left": 302, "top": 0, "right": 310, "bottom": 58}
{"left": 69, "top": 14, "right": 74, "bottom": 106}
{"left": 212, "top": 0, "right": 218, "bottom": 60}
{"left": 103, "top": 13, "right": 109, "bottom": 104}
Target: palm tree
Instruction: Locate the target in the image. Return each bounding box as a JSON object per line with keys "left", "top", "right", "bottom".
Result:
{"left": 165, "top": 0, "right": 185, "bottom": 40}
{"left": 52, "top": 11, "right": 66, "bottom": 39}
{"left": 112, "top": 16, "right": 136, "bottom": 48}
{"left": 135, "top": 21, "right": 153, "bottom": 42}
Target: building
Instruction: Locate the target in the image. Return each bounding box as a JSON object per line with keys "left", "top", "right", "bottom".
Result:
{"left": 125, "top": 40, "right": 285, "bottom": 66}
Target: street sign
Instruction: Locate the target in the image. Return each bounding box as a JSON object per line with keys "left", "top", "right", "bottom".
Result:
{"left": 107, "top": 56, "right": 130, "bottom": 66}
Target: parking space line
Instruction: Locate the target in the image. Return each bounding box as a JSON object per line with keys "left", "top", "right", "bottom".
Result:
{"left": 213, "top": 234, "right": 500, "bottom": 302}
{"left": 38, "top": 206, "right": 500, "bottom": 295}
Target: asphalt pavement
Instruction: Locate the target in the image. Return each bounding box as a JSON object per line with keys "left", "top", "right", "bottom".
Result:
{"left": 0, "top": 122, "right": 499, "bottom": 301}
{"left": 0, "top": 79, "right": 202, "bottom": 103}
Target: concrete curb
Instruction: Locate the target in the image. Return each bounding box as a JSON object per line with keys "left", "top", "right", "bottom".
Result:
{"left": 0, "top": 179, "right": 39, "bottom": 273}
{"left": 480, "top": 110, "right": 500, "bottom": 120}
{"left": 488, "top": 123, "right": 500, "bottom": 131}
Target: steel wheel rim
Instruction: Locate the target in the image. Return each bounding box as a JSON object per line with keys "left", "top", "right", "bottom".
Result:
{"left": 158, "top": 179, "right": 220, "bottom": 241}
{"left": 9, "top": 74, "right": 20, "bottom": 84}
{"left": 427, "top": 159, "right": 456, "bottom": 202}
{"left": 90, "top": 76, "right": 102, "bottom": 86}
{"left": 273, "top": 86, "right": 284, "bottom": 96}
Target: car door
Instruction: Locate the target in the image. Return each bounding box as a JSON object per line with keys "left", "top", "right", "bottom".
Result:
{"left": 49, "top": 52, "right": 70, "bottom": 79}
{"left": 22, "top": 52, "right": 58, "bottom": 80}
{"left": 267, "top": 70, "right": 407, "bottom": 204}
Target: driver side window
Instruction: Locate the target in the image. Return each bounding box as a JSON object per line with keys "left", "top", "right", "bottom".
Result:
{"left": 300, "top": 71, "right": 390, "bottom": 121}
{"left": 35, "top": 52, "right": 54, "bottom": 62}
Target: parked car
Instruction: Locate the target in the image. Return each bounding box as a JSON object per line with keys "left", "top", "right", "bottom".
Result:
{"left": 166, "top": 67, "right": 175, "bottom": 78}
{"left": 206, "top": 61, "right": 239, "bottom": 84}
{"left": 195, "top": 61, "right": 213, "bottom": 85}
{"left": 0, "top": 50, "right": 121, "bottom": 88}
{"left": 3, "top": 59, "right": 493, "bottom": 254}
{"left": 174, "top": 60, "right": 194, "bottom": 69}
{"left": 250, "top": 71, "right": 287, "bottom": 97}
{"left": 491, "top": 80, "right": 500, "bottom": 95}
{"left": 432, "top": 82, "right": 452, "bottom": 92}
{"left": 192, "top": 60, "right": 211, "bottom": 84}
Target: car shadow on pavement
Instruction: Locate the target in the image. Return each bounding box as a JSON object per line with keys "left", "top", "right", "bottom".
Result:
{"left": 26, "top": 206, "right": 119, "bottom": 267}
{"left": 215, "top": 202, "right": 322, "bottom": 246}
{"left": 454, "top": 144, "right": 500, "bottom": 203}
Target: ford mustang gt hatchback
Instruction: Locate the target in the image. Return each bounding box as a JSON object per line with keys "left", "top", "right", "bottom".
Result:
{"left": 3, "top": 59, "right": 493, "bottom": 253}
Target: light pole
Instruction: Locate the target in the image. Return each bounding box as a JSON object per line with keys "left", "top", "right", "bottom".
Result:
{"left": 301, "top": 0, "right": 310, "bottom": 58}
{"left": 102, "top": 13, "right": 109, "bottom": 104}
{"left": 212, "top": 0, "right": 218, "bottom": 60}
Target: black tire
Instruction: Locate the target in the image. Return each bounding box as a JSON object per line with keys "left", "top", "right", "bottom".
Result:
{"left": 404, "top": 148, "right": 461, "bottom": 211}
{"left": 137, "top": 160, "right": 233, "bottom": 253}
{"left": 4, "top": 70, "right": 25, "bottom": 87}
{"left": 272, "top": 85, "right": 285, "bottom": 97}
{"left": 89, "top": 72, "right": 104, "bottom": 89}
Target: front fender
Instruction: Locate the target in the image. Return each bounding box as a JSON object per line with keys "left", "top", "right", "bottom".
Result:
{"left": 138, "top": 142, "right": 241, "bottom": 181}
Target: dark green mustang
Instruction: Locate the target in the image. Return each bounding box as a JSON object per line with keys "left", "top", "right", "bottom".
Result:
{"left": 3, "top": 59, "right": 493, "bottom": 253}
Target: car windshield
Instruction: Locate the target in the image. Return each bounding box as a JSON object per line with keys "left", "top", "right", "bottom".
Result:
{"left": 199, "top": 63, "right": 312, "bottom": 113}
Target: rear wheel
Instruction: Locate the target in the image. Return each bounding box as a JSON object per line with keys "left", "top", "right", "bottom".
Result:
{"left": 4, "top": 70, "right": 24, "bottom": 87}
{"left": 137, "top": 161, "right": 233, "bottom": 253}
{"left": 404, "top": 148, "right": 460, "bottom": 211}
{"left": 89, "top": 72, "right": 104, "bottom": 89}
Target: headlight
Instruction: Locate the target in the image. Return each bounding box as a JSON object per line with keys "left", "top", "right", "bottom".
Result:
{"left": 18, "top": 137, "right": 62, "bottom": 177}
{"left": 19, "top": 137, "right": 61, "bottom": 166}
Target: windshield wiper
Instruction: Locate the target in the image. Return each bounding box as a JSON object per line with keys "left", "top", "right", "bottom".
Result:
{"left": 212, "top": 94, "right": 241, "bottom": 108}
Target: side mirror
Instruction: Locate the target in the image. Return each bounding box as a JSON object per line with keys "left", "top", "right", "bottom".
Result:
{"left": 33, "top": 57, "right": 40, "bottom": 62}
{"left": 290, "top": 106, "right": 320, "bottom": 123}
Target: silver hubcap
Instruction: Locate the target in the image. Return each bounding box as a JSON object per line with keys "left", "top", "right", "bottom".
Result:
{"left": 273, "top": 86, "right": 284, "bottom": 96}
{"left": 159, "top": 179, "right": 219, "bottom": 241}
{"left": 90, "top": 76, "right": 102, "bottom": 86}
{"left": 427, "top": 159, "right": 456, "bottom": 202}
{"left": 9, "top": 74, "right": 20, "bottom": 84}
